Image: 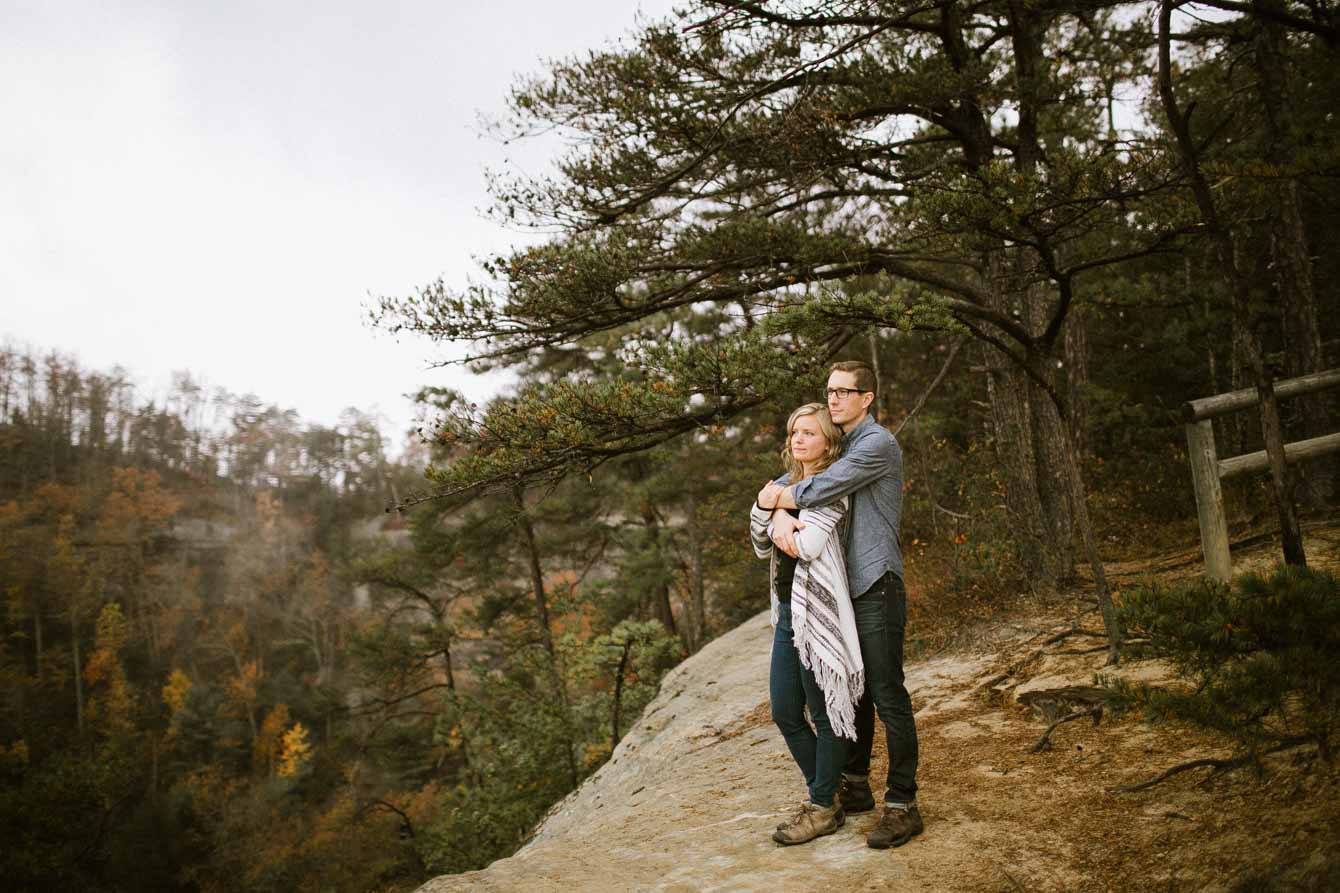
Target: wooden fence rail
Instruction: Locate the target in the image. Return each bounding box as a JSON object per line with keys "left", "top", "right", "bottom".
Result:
{"left": 1183, "top": 369, "right": 1340, "bottom": 581}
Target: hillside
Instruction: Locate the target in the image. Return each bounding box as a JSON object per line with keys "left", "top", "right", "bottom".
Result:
{"left": 417, "top": 531, "right": 1340, "bottom": 892}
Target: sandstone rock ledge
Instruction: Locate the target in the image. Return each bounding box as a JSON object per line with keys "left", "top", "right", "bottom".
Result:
{"left": 416, "top": 610, "right": 1001, "bottom": 893}
{"left": 417, "top": 535, "right": 1340, "bottom": 892}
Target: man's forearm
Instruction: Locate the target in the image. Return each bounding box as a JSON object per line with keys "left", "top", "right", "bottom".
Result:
{"left": 790, "top": 442, "right": 893, "bottom": 507}
{"left": 772, "top": 487, "right": 798, "bottom": 511}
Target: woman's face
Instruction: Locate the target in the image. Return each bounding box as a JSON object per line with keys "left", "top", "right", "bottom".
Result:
{"left": 789, "top": 413, "right": 829, "bottom": 465}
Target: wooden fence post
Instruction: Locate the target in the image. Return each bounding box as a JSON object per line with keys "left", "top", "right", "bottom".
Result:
{"left": 1185, "top": 419, "right": 1231, "bottom": 582}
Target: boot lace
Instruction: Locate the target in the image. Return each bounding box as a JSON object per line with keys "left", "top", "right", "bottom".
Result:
{"left": 781, "top": 802, "right": 817, "bottom": 829}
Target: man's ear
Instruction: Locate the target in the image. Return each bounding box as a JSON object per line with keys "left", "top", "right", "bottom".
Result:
{"left": 862, "top": 392, "right": 875, "bottom": 412}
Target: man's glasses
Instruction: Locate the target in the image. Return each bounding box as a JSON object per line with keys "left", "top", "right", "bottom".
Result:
{"left": 824, "top": 387, "right": 871, "bottom": 400}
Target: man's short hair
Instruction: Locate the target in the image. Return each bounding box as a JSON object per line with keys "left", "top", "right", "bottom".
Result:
{"left": 829, "top": 360, "right": 878, "bottom": 397}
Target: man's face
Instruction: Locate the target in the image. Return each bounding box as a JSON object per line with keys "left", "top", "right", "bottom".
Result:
{"left": 826, "top": 370, "right": 873, "bottom": 429}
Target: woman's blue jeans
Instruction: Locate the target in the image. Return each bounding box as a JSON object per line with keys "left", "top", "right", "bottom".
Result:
{"left": 770, "top": 600, "right": 846, "bottom": 807}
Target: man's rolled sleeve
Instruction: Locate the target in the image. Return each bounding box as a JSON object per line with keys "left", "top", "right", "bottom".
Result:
{"left": 790, "top": 432, "right": 895, "bottom": 508}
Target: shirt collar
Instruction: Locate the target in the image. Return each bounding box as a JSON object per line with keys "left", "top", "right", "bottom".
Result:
{"left": 843, "top": 413, "right": 874, "bottom": 441}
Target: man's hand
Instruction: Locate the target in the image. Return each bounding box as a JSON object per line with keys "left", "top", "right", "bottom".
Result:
{"left": 757, "top": 480, "right": 785, "bottom": 509}
{"left": 770, "top": 509, "right": 804, "bottom": 558}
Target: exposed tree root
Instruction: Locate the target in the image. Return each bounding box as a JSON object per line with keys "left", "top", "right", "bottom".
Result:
{"left": 1051, "top": 644, "right": 1113, "bottom": 656}
{"left": 1112, "top": 756, "right": 1244, "bottom": 794}
{"left": 1112, "top": 738, "right": 1312, "bottom": 793}
{"left": 1030, "top": 706, "right": 1103, "bottom": 753}
{"left": 1042, "top": 626, "right": 1108, "bottom": 646}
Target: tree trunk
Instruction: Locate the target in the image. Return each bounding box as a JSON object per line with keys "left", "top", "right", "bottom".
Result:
{"left": 1024, "top": 280, "right": 1075, "bottom": 580}
{"left": 611, "top": 639, "right": 632, "bottom": 752}
{"left": 1055, "top": 408, "right": 1121, "bottom": 663}
{"left": 439, "top": 637, "right": 477, "bottom": 779}
{"left": 1158, "top": 0, "right": 1306, "bottom": 569}
{"left": 1255, "top": 372, "right": 1308, "bottom": 566}
{"left": 998, "top": 6, "right": 1073, "bottom": 584}
{"left": 983, "top": 342, "right": 1050, "bottom": 583}
{"left": 868, "top": 331, "right": 885, "bottom": 421}
{"left": 1228, "top": 318, "right": 1247, "bottom": 456}
{"left": 980, "top": 266, "right": 1073, "bottom": 586}
{"left": 996, "top": 0, "right": 1111, "bottom": 633}
{"left": 33, "top": 603, "right": 43, "bottom": 671}
{"left": 1030, "top": 386, "right": 1076, "bottom": 579}
{"left": 512, "top": 485, "right": 579, "bottom": 787}
{"left": 1199, "top": 262, "right": 1233, "bottom": 459}
{"left": 688, "top": 523, "right": 706, "bottom": 653}
{"left": 679, "top": 491, "right": 707, "bottom": 653}
{"left": 1064, "top": 308, "right": 1091, "bottom": 461}
{"left": 1253, "top": 9, "right": 1331, "bottom": 506}
{"left": 639, "top": 506, "right": 678, "bottom": 639}
{"left": 514, "top": 487, "right": 555, "bottom": 657}
{"left": 72, "top": 616, "right": 84, "bottom": 736}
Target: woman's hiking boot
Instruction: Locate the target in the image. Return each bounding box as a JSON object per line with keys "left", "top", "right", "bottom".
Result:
{"left": 838, "top": 773, "right": 876, "bottom": 813}
{"left": 771, "top": 801, "right": 845, "bottom": 845}
{"left": 866, "top": 802, "right": 923, "bottom": 849}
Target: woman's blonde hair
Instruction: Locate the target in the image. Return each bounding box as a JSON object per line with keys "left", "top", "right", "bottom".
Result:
{"left": 781, "top": 403, "right": 842, "bottom": 481}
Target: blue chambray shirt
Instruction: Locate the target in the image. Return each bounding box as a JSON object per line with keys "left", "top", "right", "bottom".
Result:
{"left": 782, "top": 414, "right": 903, "bottom": 598}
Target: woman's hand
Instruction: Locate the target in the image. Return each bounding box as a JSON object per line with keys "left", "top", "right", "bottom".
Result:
{"left": 758, "top": 481, "right": 803, "bottom": 556}
{"left": 770, "top": 510, "right": 803, "bottom": 558}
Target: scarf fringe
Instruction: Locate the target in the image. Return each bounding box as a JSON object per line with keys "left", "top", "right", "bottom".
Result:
{"left": 795, "top": 626, "right": 864, "bottom": 741}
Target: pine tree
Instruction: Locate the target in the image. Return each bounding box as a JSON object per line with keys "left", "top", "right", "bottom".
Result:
{"left": 1109, "top": 565, "right": 1340, "bottom": 765}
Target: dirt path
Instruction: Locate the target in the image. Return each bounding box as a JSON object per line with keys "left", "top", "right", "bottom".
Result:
{"left": 418, "top": 533, "right": 1340, "bottom": 892}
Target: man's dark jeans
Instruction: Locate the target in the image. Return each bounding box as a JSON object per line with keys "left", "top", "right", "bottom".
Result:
{"left": 846, "top": 572, "right": 918, "bottom": 803}
{"left": 770, "top": 601, "right": 846, "bottom": 807}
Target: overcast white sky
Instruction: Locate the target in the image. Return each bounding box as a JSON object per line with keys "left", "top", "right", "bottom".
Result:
{"left": 1, "top": 0, "right": 677, "bottom": 447}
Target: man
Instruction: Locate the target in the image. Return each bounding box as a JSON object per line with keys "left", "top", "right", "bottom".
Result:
{"left": 756, "top": 360, "right": 921, "bottom": 849}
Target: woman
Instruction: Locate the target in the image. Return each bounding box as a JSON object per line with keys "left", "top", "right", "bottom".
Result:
{"left": 750, "top": 403, "right": 864, "bottom": 846}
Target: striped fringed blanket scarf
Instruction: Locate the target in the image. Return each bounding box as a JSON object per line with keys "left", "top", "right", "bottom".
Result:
{"left": 750, "top": 497, "right": 864, "bottom": 740}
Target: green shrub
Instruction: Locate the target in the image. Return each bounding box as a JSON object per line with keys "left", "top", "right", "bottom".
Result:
{"left": 1108, "top": 565, "right": 1340, "bottom": 763}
